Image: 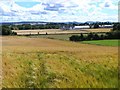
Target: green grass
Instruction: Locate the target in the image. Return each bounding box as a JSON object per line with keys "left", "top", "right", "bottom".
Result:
{"left": 28, "top": 34, "right": 81, "bottom": 41}
{"left": 82, "top": 40, "right": 120, "bottom": 46}
{"left": 28, "top": 33, "right": 104, "bottom": 41}
{"left": 29, "top": 35, "right": 120, "bottom": 47}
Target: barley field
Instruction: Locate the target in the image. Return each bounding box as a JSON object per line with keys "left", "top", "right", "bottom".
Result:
{"left": 2, "top": 36, "right": 118, "bottom": 88}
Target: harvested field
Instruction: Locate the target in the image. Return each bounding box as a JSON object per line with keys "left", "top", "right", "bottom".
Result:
{"left": 2, "top": 36, "right": 118, "bottom": 88}
{"left": 13, "top": 28, "right": 111, "bottom": 35}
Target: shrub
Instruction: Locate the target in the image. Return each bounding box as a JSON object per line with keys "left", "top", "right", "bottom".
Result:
{"left": 12, "top": 32, "right": 17, "bottom": 35}
{"left": 100, "top": 34, "right": 104, "bottom": 40}
{"left": 93, "top": 33, "right": 100, "bottom": 40}
{"left": 80, "top": 33, "right": 85, "bottom": 41}
{"left": 69, "top": 35, "right": 80, "bottom": 41}
{"left": 86, "top": 33, "right": 94, "bottom": 40}
{"left": 105, "top": 32, "right": 113, "bottom": 39}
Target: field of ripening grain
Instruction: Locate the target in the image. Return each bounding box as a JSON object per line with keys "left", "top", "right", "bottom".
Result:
{"left": 2, "top": 36, "right": 118, "bottom": 88}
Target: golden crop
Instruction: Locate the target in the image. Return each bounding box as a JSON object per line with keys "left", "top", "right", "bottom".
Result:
{"left": 2, "top": 36, "right": 118, "bottom": 88}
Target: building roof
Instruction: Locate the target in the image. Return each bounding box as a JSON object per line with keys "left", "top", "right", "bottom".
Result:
{"left": 74, "top": 25, "right": 90, "bottom": 29}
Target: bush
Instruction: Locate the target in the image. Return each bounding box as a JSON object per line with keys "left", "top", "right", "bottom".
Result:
{"left": 79, "top": 33, "right": 85, "bottom": 41}
{"left": 86, "top": 33, "right": 94, "bottom": 40}
{"left": 112, "top": 31, "right": 120, "bottom": 39}
{"left": 69, "top": 35, "right": 80, "bottom": 41}
{"left": 93, "top": 33, "right": 100, "bottom": 40}
{"left": 69, "top": 32, "right": 120, "bottom": 42}
{"left": 12, "top": 32, "right": 17, "bottom": 35}
{"left": 100, "top": 34, "right": 104, "bottom": 40}
{"left": 105, "top": 32, "right": 113, "bottom": 39}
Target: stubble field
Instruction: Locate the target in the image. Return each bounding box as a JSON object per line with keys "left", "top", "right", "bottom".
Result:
{"left": 2, "top": 36, "right": 118, "bottom": 88}
{"left": 13, "top": 28, "right": 111, "bottom": 35}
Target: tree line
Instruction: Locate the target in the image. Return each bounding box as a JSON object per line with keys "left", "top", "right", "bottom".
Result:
{"left": 0, "top": 23, "right": 60, "bottom": 35}
{"left": 69, "top": 23, "right": 120, "bottom": 41}
{"left": 0, "top": 22, "right": 119, "bottom": 36}
{"left": 0, "top": 25, "right": 17, "bottom": 35}
{"left": 11, "top": 24, "right": 59, "bottom": 30}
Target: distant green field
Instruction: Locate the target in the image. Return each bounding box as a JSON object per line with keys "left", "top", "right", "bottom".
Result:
{"left": 29, "top": 35, "right": 120, "bottom": 46}
{"left": 82, "top": 40, "right": 120, "bottom": 46}
{"left": 29, "top": 34, "right": 81, "bottom": 41}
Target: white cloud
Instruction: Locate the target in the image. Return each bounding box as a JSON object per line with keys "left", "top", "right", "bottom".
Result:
{"left": 0, "top": 0, "right": 119, "bottom": 22}
{"left": 99, "top": 0, "right": 118, "bottom": 10}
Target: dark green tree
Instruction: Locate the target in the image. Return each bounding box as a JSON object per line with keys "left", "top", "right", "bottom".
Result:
{"left": 87, "top": 33, "right": 94, "bottom": 40}
{"left": 1, "top": 25, "right": 12, "bottom": 35}
{"left": 93, "top": 33, "right": 100, "bottom": 40}
{"left": 112, "top": 23, "right": 120, "bottom": 31}
{"left": 93, "top": 23, "right": 99, "bottom": 28}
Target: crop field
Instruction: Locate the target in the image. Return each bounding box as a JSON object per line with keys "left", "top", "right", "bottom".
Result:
{"left": 0, "top": 36, "right": 2, "bottom": 89}
{"left": 13, "top": 28, "right": 111, "bottom": 35}
{"left": 2, "top": 36, "right": 118, "bottom": 88}
{"left": 29, "top": 34, "right": 81, "bottom": 41}
{"left": 82, "top": 40, "right": 120, "bottom": 46}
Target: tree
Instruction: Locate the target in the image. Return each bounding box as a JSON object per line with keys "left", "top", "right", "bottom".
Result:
{"left": 87, "top": 33, "right": 94, "bottom": 40}
{"left": 69, "top": 35, "right": 80, "bottom": 41}
{"left": 105, "top": 32, "right": 113, "bottom": 39}
{"left": 80, "top": 33, "right": 85, "bottom": 41}
{"left": 1, "top": 25, "right": 12, "bottom": 35}
{"left": 93, "top": 33, "right": 100, "bottom": 40}
{"left": 100, "top": 34, "right": 104, "bottom": 40}
{"left": 0, "top": 25, "right": 17, "bottom": 35}
{"left": 93, "top": 23, "right": 99, "bottom": 28}
{"left": 24, "top": 24, "right": 32, "bottom": 30}
{"left": 112, "top": 23, "right": 120, "bottom": 31}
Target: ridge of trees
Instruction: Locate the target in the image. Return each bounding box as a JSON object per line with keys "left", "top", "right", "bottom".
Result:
{"left": 0, "top": 25, "right": 17, "bottom": 35}
{"left": 0, "top": 22, "right": 119, "bottom": 36}
{"left": 69, "top": 23, "right": 120, "bottom": 41}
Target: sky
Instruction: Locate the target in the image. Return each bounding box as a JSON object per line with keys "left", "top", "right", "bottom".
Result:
{"left": 0, "top": 0, "right": 119, "bottom": 22}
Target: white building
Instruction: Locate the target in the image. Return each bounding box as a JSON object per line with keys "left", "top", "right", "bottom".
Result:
{"left": 61, "top": 26, "right": 74, "bottom": 30}
{"left": 73, "top": 25, "right": 90, "bottom": 29}
{"left": 99, "top": 25, "right": 113, "bottom": 28}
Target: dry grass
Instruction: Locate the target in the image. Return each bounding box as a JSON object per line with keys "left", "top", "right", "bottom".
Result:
{"left": 0, "top": 36, "right": 2, "bottom": 89}
{"left": 13, "top": 28, "right": 111, "bottom": 35}
{"left": 2, "top": 36, "right": 118, "bottom": 88}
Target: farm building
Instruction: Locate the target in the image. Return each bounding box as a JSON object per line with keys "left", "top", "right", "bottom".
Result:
{"left": 61, "top": 26, "right": 74, "bottom": 30}
{"left": 73, "top": 25, "right": 90, "bottom": 29}
{"left": 99, "top": 25, "right": 113, "bottom": 28}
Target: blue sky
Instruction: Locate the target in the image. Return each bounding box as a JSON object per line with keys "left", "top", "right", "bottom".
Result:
{"left": 0, "top": 0, "right": 119, "bottom": 22}
{"left": 16, "top": 2, "right": 41, "bottom": 8}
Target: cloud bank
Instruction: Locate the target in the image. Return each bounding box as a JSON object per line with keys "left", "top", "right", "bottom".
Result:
{"left": 0, "top": 0, "right": 119, "bottom": 22}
